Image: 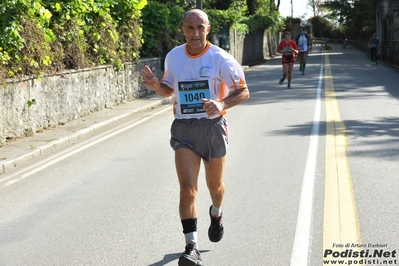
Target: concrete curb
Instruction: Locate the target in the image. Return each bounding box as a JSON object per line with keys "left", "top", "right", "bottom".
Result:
{"left": 0, "top": 96, "right": 173, "bottom": 175}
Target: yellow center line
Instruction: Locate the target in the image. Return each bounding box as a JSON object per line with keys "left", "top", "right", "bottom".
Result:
{"left": 323, "top": 52, "right": 363, "bottom": 264}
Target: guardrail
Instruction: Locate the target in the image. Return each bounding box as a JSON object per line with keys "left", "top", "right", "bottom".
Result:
{"left": 313, "top": 37, "right": 328, "bottom": 46}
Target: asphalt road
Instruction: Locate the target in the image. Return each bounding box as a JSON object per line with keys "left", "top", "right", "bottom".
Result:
{"left": 0, "top": 43, "right": 398, "bottom": 266}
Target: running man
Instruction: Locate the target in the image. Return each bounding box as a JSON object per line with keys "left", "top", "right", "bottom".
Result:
{"left": 140, "top": 9, "right": 250, "bottom": 266}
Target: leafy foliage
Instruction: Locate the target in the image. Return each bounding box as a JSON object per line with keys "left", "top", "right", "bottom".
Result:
{"left": 308, "top": 16, "right": 340, "bottom": 38}
{"left": 307, "top": 0, "right": 326, "bottom": 17}
{"left": 283, "top": 17, "right": 302, "bottom": 32}
{"left": 236, "top": 0, "right": 283, "bottom": 34}
{"left": 320, "top": 0, "right": 377, "bottom": 39}
{"left": 205, "top": 0, "right": 283, "bottom": 37}
{"left": 141, "top": 1, "right": 185, "bottom": 57}
{"left": 322, "top": 0, "right": 353, "bottom": 25}
{"left": 0, "top": 0, "right": 146, "bottom": 82}
{"left": 139, "top": 0, "right": 283, "bottom": 57}
{"left": 344, "top": 0, "right": 377, "bottom": 39}
{"left": 207, "top": 0, "right": 234, "bottom": 10}
{"left": 206, "top": 2, "right": 248, "bottom": 35}
{"left": 0, "top": 0, "right": 57, "bottom": 79}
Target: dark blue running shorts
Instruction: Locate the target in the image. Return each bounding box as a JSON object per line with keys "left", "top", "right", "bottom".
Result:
{"left": 170, "top": 116, "right": 229, "bottom": 162}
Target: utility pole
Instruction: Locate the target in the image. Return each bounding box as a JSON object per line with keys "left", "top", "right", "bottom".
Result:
{"left": 291, "top": 0, "right": 293, "bottom": 17}
{"left": 196, "top": 0, "right": 203, "bottom": 9}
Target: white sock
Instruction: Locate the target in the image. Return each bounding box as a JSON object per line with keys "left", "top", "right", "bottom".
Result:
{"left": 185, "top": 231, "right": 198, "bottom": 248}
{"left": 211, "top": 204, "right": 222, "bottom": 217}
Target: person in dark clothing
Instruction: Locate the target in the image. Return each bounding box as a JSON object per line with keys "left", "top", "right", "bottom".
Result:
{"left": 369, "top": 33, "right": 379, "bottom": 65}
{"left": 339, "top": 33, "right": 347, "bottom": 48}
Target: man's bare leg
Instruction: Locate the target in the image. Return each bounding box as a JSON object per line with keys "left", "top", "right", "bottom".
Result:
{"left": 204, "top": 156, "right": 226, "bottom": 242}
{"left": 175, "top": 148, "right": 201, "bottom": 220}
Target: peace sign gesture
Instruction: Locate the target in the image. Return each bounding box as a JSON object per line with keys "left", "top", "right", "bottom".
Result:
{"left": 139, "top": 65, "right": 161, "bottom": 91}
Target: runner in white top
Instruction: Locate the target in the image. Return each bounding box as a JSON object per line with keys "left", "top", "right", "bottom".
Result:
{"left": 140, "top": 9, "right": 250, "bottom": 266}
{"left": 295, "top": 27, "right": 310, "bottom": 75}
{"left": 162, "top": 41, "right": 247, "bottom": 119}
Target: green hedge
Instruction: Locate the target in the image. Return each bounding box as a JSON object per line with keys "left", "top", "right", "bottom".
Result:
{"left": 140, "top": 1, "right": 185, "bottom": 57}
{"left": 0, "top": 0, "right": 146, "bottom": 82}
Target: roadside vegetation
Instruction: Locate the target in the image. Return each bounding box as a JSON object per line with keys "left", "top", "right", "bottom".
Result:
{"left": 0, "top": 0, "right": 145, "bottom": 84}
{"left": 0, "top": 0, "right": 284, "bottom": 84}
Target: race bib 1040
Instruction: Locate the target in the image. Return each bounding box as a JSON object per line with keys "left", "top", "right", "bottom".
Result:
{"left": 178, "top": 80, "right": 211, "bottom": 115}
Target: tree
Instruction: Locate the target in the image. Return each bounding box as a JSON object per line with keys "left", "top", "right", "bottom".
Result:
{"left": 307, "top": 0, "right": 326, "bottom": 17}
{"left": 322, "top": 0, "right": 353, "bottom": 25}
{"left": 320, "top": 0, "right": 377, "bottom": 40}
{"left": 206, "top": 0, "right": 234, "bottom": 10}
{"left": 308, "top": 15, "right": 338, "bottom": 38}
{"left": 344, "top": 0, "right": 377, "bottom": 39}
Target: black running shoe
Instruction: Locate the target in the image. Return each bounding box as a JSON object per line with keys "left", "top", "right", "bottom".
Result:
{"left": 208, "top": 206, "right": 224, "bottom": 242}
{"left": 279, "top": 78, "right": 285, "bottom": 85}
{"left": 178, "top": 244, "right": 202, "bottom": 266}
{"left": 287, "top": 84, "right": 292, "bottom": 89}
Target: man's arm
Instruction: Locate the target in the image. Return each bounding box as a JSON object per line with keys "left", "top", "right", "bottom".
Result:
{"left": 139, "top": 65, "right": 174, "bottom": 97}
{"left": 201, "top": 88, "right": 250, "bottom": 117}
{"left": 222, "top": 88, "right": 250, "bottom": 109}
{"left": 150, "top": 82, "right": 174, "bottom": 97}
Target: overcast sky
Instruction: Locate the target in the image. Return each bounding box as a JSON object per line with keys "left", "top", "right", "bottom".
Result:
{"left": 278, "top": 0, "right": 312, "bottom": 18}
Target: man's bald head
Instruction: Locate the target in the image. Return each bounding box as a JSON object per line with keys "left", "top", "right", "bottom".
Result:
{"left": 183, "top": 9, "right": 210, "bottom": 25}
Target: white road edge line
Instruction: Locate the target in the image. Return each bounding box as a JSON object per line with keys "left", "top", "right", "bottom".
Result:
{"left": 0, "top": 105, "right": 172, "bottom": 188}
{"left": 290, "top": 58, "right": 324, "bottom": 265}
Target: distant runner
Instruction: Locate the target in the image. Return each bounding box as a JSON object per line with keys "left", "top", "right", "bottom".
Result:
{"left": 369, "top": 33, "right": 379, "bottom": 65}
{"left": 278, "top": 31, "right": 299, "bottom": 89}
{"left": 295, "top": 27, "right": 310, "bottom": 75}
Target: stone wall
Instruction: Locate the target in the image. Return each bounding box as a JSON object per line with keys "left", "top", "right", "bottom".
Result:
{"left": 230, "top": 29, "right": 281, "bottom": 66}
{"left": 0, "top": 58, "right": 162, "bottom": 142}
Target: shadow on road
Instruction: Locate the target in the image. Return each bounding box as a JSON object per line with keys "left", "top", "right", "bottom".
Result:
{"left": 148, "top": 250, "right": 210, "bottom": 266}
{"left": 269, "top": 117, "right": 399, "bottom": 160}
